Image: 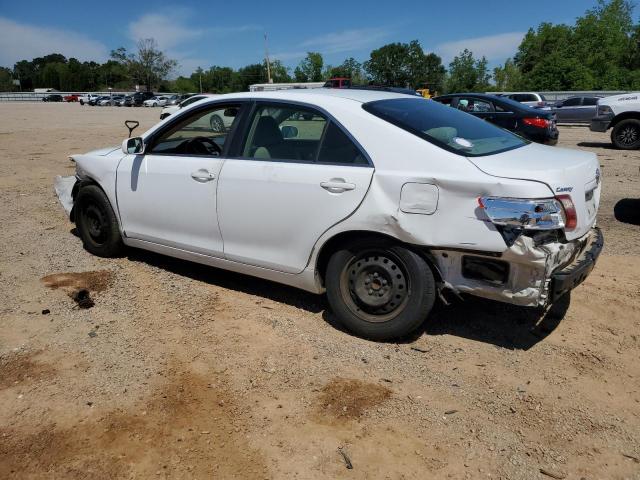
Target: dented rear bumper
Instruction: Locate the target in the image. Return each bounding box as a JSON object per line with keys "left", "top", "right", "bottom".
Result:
{"left": 432, "top": 227, "right": 603, "bottom": 307}
{"left": 549, "top": 227, "right": 603, "bottom": 303}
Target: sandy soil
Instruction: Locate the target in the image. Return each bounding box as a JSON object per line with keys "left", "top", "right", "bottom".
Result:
{"left": 0, "top": 103, "right": 639, "bottom": 479}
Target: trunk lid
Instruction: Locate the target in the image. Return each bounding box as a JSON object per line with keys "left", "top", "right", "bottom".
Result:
{"left": 467, "top": 143, "right": 601, "bottom": 240}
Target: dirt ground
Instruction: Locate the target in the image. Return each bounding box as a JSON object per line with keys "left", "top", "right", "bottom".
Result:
{"left": 0, "top": 103, "right": 639, "bottom": 480}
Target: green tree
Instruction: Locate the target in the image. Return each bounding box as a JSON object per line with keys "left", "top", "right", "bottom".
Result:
{"left": 514, "top": 0, "right": 638, "bottom": 89}
{"left": 294, "top": 52, "right": 324, "bottom": 82}
{"left": 172, "top": 76, "right": 197, "bottom": 93}
{"left": 236, "top": 63, "right": 266, "bottom": 91}
{"left": 492, "top": 58, "right": 523, "bottom": 91}
{"left": 111, "top": 38, "right": 177, "bottom": 91}
{"left": 364, "top": 40, "right": 445, "bottom": 89}
{"left": 329, "top": 57, "right": 366, "bottom": 84}
{"left": 266, "top": 59, "right": 291, "bottom": 83}
{"left": 0, "top": 67, "right": 14, "bottom": 91}
{"left": 446, "top": 49, "right": 490, "bottom": 92}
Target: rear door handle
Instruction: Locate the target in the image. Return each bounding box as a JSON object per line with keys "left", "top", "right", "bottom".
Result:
{"left": 320, "top": 180, "right": 356, "bottom": 193}
{"left": 191, "top": 169, "right": 216, "bottom": 182}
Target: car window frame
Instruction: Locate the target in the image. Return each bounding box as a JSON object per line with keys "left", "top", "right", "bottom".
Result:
{"left": 144, "top": 100, "right": 250, "bottom": 158}
{"left": 229, "top": 99, "right": 373, "bottom": 168}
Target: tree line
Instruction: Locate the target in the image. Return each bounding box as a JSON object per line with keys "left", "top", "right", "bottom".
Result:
{"left": 1, "top": 0, "right": 638, "bottom": 94}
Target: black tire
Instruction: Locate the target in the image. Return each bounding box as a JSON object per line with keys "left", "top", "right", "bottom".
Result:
{"left": 325, "top": 238, "right": 436, "bottom": 341}
{"left": 75, "top": 185, "right": 124, "bottom": 257}
{"left": 611, "top": 119, "right": 640, "bottom": 150}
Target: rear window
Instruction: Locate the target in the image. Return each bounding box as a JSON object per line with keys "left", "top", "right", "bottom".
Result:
{"left": 363, "top": 98, "right": 527, "bottom": 157}
{"left": 510, "top": 94, "right": 537, "bottom": 102}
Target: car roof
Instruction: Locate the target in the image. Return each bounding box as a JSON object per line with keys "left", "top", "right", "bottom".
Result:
{"left": 197, "top": 88, "right": 413, "bottom": 107}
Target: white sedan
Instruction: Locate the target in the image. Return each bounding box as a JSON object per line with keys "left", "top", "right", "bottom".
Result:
{"left": 56, "top": 89, "right": 603, "bottom": 340}
{"left": 143, "top": 96, "right": 169, "bottom": 107}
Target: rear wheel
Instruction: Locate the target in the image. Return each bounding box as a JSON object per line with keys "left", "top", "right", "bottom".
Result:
{"left": 75, "top": 185, "right": 124, "bottom": 257}
{"left": 325, "top": 238, "right": 436, "bottom": 340}
{"left": 611, "top": 119, "right": 640, "bottom": 150}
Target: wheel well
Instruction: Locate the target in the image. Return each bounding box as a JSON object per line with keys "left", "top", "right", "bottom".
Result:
{"left": 611, "top": 111, "right": 640, "bottom": 129}
{"left": 315, "top": 230, "right": 443, "bottom": 287}
{"left": 70, "top": 178, "right": 106, "bottom": 222}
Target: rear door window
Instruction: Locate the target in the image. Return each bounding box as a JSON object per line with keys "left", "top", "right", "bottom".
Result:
{"left": 317, "top": 123, "right": 368, "bottom": 165}
{"left": 583, "top": 97, "right": 599, "bottom": 106}
{"left": 457, "top": 97, "right": 494, "bottom": 113}
{"left": 241, "top": 104, "right": 327, "bottom": 161}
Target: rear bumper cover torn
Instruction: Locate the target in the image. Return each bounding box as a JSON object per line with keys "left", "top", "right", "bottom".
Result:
{"left": 433, "top": 227, "right": 603, "bottom": 307}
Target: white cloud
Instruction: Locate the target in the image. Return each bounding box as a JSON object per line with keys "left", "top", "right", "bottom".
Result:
{"left": 128, "top": 13, "right": 204, "bottom": 50}
{"left": 0, "top": 16, "right": 109, "bottom": 66}
{"left": 128, "top": 11, "right": 261, "bottom": 76}
{"left": 435, "top": 32, "right": 525, "bottom": 63}
{"left": 272, "top": 27, "right": 392, "bottom": 62}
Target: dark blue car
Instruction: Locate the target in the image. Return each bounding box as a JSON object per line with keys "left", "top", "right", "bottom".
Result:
{"left": 432, "top": 93, "right": 559, "bottom": 145}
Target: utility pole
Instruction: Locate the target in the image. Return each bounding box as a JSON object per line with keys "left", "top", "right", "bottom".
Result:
{"left": 199, "top": 68, "right": 203, "bottom": 93}
{"left": 264, "top": 33, "right": 272, "bottom": 84}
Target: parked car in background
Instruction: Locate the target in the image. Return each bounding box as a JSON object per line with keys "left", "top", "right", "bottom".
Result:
{"left": 165, "top": 94, "right": 181, "bottom": 105}
{"left": 79, "top": 94, "right": 99, "bottom": 105}
{"left": 42, "top": 94, "right": 63, "bottom": 102}
{"left": 170, "top": 94, "right": 197, "bottom": 105}
{"left": 89, "top": 96, "right": 109, "bottom": 106}
{"left": 132, "top": 91, "right": 155, "bottom": 106}
{"left": 552, "top": 96, "right": 601, "bottom": 123}
{"left": 144, "top": 96, "right": 169, "bottom": 107}
{"left": 591, "top": 92, "right": 640, "bottom": 149}
{"left": 159, "top": 94, "right": 216, "bottom": 119}
{"left": 98, "top": 96, "right": 124, "bottom": 106}
{"left": 64, "top": 94, "right": 80, "bottom": 102}
{"left": 57, "top": 89, "right": 602, "bottom": 341}
{"left": 433, "top": 93, "right": 559, "bottom": 145}
{"left": 500, "top": 92, "right": 548, "bottom": 108}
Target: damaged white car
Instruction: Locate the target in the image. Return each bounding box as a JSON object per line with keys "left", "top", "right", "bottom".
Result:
{"left": 55, "top": 89, "right": 603, "bottom": 340}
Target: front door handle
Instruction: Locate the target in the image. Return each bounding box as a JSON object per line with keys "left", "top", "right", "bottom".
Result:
{"left": 191, "top": 169, "right": 216, "bottom": 182}
{"left": 320, "top": 179, "right": 356, "bottom": 193}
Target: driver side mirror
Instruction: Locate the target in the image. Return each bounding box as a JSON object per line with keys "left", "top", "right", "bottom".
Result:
{"left": 122, "top": 137, "right": 145, "bottom": 155}
{"left": 281, "top": 125, "right": 298, "bottom": 139}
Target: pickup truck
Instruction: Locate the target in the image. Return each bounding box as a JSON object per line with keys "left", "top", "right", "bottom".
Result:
{"left": 590, "top": 93, "right": 640, "bottom": 149}
{"left": 79, "top": 94, "right": 99, "bottom": 106}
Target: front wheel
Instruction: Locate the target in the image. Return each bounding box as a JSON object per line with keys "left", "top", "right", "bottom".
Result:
{"left": 611, "top": 119, "right": 640, "bottom": 150}
{"left": 75, "top": 185, "right": 124, "bottom": 257}
{"left": 325, "top": 239, "right": 436, "bottom": 341}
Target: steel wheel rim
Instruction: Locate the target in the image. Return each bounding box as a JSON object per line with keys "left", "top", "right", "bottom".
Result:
{"left": 210, "top": 115, "right": 224, "bottom": 133}
{"left": 83, "top": 202, "right": 108, "bottom": 245}
{"left": 340, "top": 250, "right": 410, "bottom": 323}
{"left": 618, "top": 125, "right": 639, "bottom": 145}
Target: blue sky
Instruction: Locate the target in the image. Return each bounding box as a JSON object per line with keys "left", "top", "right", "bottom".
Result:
{"left": 0, "top": 0, "right": 606, "bottom": 75}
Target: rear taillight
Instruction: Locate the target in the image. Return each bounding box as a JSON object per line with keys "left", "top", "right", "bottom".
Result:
{"left": 556, "top": 194, "right": 577, "bottom": 231}
{"left": 522, "top": 117, "right": 550, "bottom": 129}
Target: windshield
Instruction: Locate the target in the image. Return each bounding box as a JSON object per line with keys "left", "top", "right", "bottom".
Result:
{"left": 363, "top": 98, "right": 527, "bottom": 157}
